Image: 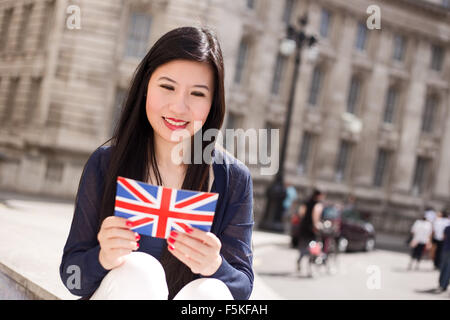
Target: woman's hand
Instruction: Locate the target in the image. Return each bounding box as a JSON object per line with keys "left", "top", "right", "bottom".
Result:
{"left": 167, "top": 228, "right": 222, "bottom": 276}
{"left": 97, "top": 216, "right": 140, "bottom": 270}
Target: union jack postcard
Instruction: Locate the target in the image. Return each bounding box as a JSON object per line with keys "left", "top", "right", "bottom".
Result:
{"left": 114, "top": 176, "right": 218, "bottom": 238}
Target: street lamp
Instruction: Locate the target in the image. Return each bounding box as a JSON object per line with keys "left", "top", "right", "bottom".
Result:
{"left": 259, "top": 15, "right": 317, "bottom": 232}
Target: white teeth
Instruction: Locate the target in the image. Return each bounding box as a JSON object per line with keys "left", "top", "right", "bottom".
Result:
{"left": 164, "top": 117, "right": 188, "bottom": 126}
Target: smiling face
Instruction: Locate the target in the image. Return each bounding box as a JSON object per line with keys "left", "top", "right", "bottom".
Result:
{"left": 146, "top": 59, "right": 214, "bottom": 145}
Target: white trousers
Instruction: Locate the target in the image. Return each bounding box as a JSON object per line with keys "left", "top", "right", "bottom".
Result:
{"left": 90, "top": 252, "right": 233, "bottom": 300}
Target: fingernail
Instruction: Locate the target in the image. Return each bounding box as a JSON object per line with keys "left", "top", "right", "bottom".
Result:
{"left": 168, "top": 237, "right": 176, "bottom": 244}
{"left": 186, "top": 227, "right": 193, "bottom": 234}
{"left": 136, "top": 242, "right": 140, "bottom": 249}
{"left": 126, "top": 221, "right": 133, "bottom": 227}
{"left": 135, "top": 233, "right": 141, "bottom": 241}
{"left": 170, "top": 231, "right": 178, "bottom": 238}
{"left": 168, "top": 244, "right": 175, "bottom": 250}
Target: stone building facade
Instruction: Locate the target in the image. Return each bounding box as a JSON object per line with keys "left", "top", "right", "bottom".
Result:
{"left": 271, "top": 0, "right": 450, "bottom": 234}
{"left": 0, "top": 0, "right": 449, "bottom": 234}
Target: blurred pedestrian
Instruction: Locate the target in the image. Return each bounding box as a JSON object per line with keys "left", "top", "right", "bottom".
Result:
{"left": 429, "top": 225, "right": 450, "bottom": 294}
{"left": 424, "top": 206, "right": 437, "bottom": 223}
{"left": 282, "top": 183, "right": 298, "bottom": 223}
{"left": 296, "top": 189, "right": 325, "bottom": 275}
{"left": 408, "top": 215, "right": 433, "bottom": 270}
{"left": 290, "top": 199, "right": 305, "bottom": 248}
{"left": 343, "top": 195, "right": 356, "bottom": 212}
{"left": 432, "top": 210, "right": 450, "bottom": 270}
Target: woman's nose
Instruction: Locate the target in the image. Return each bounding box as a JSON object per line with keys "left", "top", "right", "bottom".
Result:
{"left": 168, "top": 92, "right": 189, "bottom": 115}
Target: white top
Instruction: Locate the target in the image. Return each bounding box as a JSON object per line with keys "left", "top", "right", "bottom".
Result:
{"left": 411, "top": 220, "right": 433, "bottom": 244}
{"left": 433, "top": 217, "right": 450, "bottom": 241}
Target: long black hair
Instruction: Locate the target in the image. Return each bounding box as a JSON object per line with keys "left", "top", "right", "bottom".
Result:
{"left": 98, "top": 26, "right": 226, "bottom": 299}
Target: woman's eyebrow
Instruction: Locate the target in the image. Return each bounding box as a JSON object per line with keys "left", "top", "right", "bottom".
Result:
{"left": 158, "top": 76, "right": 209, "bottom": 91}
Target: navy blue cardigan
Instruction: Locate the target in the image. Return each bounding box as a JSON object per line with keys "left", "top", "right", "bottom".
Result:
{"left": 59, "top": 146, "right": 254, "bottom": 300}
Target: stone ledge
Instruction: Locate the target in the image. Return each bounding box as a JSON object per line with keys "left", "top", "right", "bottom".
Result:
{"left": 0, "top": 261, "right": 60, "bottom": 300}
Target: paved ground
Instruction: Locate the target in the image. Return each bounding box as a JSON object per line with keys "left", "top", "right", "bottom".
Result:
{"left": 253, "top": 242, "right": 450, "bottom": 300}
{"left": 0, "top": 193, "right": 448, "bottom": 300}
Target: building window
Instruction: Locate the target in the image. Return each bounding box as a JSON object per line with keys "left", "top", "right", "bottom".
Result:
{"left": 1, "top": 77, "right": 20, "bottom": 124}
{"left": 38, "top": 0, "right": 55, "bottom": 51}
{"left": 355, "top": 22, "right": 368, "bottom": 52}
{"left": 282, "top": 0, "right": 294, "bottom": 24}
{"left": 224, "top": 112, "right": 243, "bottom": 155}
{"left": 430, "top": 44, "right": 444, "bottom": 72}
{"left": 25, "top": 77, "right": 43, "bottom": 124}
{"left": 226, "top": 113, "right": 235, "bottom": 130}
{"left": 421, "top": 94, "right": 438, "bottom": 133}
{"left": 320, "top": 9, "right": 332, "bottom": 38}
{"left": 124, "top": 12, "right": 152, "bottom": 58}
{"left": 0, "top": 8, "right": 14, "bottom": 52}
{"left": 335, "top": 140, "right": 351, "bottom": 182}
{"left": 308, "top": 66, "right": 323, "bottom": 107}
{"left": 45, "top": 161, "right": 64, "bottom": 182}
{"left": 271, "top": 53, "right": 287, "bottom": 95}
{"left": 412, "top": 157, "right": 430, "bottom": 195}
{"left": 373, "top": 149, "right": 390, "bottom": 187}
{"left": 346, "top": 75, "right": 361, "bottom": 114}
{"left": 234, "top": 39, "right": 250, "bottom": 84}
{"left": 392, "top": 34, "right": 406, "bottom": 62}
{"left": 383, "top": 86, "right": 398, "bottom": 124}
{"left": 263, "top": 122, "right": 276, "bottom": 157}
{"left": 17, "top": 4, "right": 33, "bottom": 52}
{"left": 111, "top": 87, "right": 127, "bottom": 135}
{"left": 298, "top": 132, "right": 313, "bottom": 175}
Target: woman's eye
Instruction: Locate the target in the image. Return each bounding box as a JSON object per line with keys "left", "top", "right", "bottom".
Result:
{"left": 160, "top": 84, "right": 174, "bottom": 91}
{"left": 160, "top": 85, "right": 204, "bottom": 97}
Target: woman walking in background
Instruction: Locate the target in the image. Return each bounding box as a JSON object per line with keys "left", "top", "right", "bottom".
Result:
{"left": 408, "top": 215, "right": 433, "bottom": 270}
{"left": 296, "top": 189, "right": 325, "bottom": 276}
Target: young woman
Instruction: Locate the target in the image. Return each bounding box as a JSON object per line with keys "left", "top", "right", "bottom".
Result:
{"left": 59, "top": 27, "right": 254, "bottom": 300}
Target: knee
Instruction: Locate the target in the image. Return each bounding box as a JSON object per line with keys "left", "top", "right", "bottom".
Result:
{"left": 115, "top": 252, "right": 165, "bottom": 278}
{"left": 174, "top": 278, "right": 233, "bottom": 300}
{"left": 94, "top": 252, "right": 168, "bottom": 300}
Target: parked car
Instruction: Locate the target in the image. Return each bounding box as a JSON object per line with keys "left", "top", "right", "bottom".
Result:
{"left": 290, "top": 205, "right": 376, "bottom": 252}
{"left": 337, "top": 208, "right": 376, "bottom": 252}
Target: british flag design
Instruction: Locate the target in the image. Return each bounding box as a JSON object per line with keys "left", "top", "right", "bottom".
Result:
{"left": 114, "top": 176, "right": 218, "bottom": 238}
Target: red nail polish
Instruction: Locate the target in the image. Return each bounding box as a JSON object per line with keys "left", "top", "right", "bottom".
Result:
{"left": 135, "top": 234, "right": 141, "bottom": 241}
{"left": 136, "top": 242, "right": 140, "bottom": 248}
{"left": 186, "top": 227, "right": 193, "bottom": 234}
{"left": 168, "top": 237, "right": 176, "bottom": 244}
{"left": 168, "top": 244, "right": 175, "bottom": 250}
{"left": 170, "top": 231, "right": 178, "bottom": 238}
{"left": 126, "top": 221, "right": 133, "bottom": 227}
